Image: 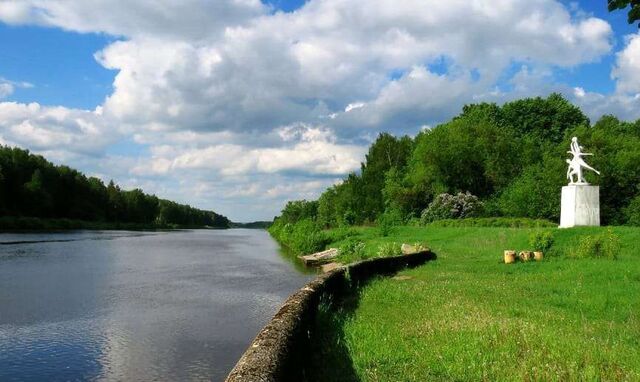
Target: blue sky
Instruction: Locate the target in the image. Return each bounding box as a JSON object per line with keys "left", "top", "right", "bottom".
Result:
{"left": 0, "top": 1, "right": 639, "bottom": 221}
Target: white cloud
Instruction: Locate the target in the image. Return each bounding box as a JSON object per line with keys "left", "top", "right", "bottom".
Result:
{"left": 612, "top": 33, "right": 640, "bottom": 95}
{"left": 0, "top": 0, "right": 266, "bottom": 39}
{"left": 0, "top": 83, "right": 12, "bottom": 99}
{"left": 0, "top": 77, "right": 33, "bottom": 99}
{"left": 0, "top": 102, "right": 119, "bottom": 157}
{"left": 12, "top": 0, "right": 609, "bottom": 137}
{"left": 131, "top": 125, "right": 365, "bottom": 177}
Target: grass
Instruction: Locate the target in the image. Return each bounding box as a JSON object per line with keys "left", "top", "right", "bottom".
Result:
{"left": 305, "top": 225, "right": 640, "bottom": 381}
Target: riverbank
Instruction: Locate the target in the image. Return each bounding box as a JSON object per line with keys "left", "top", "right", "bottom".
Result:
{"left": 273, "top": 224, "right": 640, "bottom": 380}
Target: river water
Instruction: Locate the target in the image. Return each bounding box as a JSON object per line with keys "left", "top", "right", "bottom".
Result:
{"left": 0, "top": 229, "right": 314, "bottom": 381}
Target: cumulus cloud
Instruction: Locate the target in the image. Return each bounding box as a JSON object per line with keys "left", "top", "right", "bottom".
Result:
{"left": 2, "top": 0, "right": 638, "bottom": 220}
{"left": 612, "top": 33, "right": 640, "bottom": 95}
{"left": 88, "top": 0, "right": 613, "bottom": 135}
{"left": 0, "top": 102, "right": 119, "bottom": 160}
{"left": 0, "top": 0, "right": 266, "bottom": 39}
{"left": 131, "top": 124, "right": 365, "bottom": 177}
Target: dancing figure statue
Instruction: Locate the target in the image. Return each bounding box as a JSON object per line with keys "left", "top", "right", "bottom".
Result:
{"left": 566, "top": 137, "right": 600, "bottom": 184}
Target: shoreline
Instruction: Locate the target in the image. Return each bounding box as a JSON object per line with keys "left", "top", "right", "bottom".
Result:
{"left": 0, "top": 216, "right": 231, "bottom": 232}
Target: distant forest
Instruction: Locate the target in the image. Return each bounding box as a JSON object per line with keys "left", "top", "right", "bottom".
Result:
{"left": 272, "top": 94, "right": 640, "bottom": 233}
{"left": 0, "top": 146, "right": 230, "bottom": 229}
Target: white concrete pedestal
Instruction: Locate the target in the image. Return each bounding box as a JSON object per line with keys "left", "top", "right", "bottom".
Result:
{"left": 559, "top": 185, "right": 600, "bottom": 228}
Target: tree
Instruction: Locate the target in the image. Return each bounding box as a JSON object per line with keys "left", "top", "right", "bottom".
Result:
{"left": 500, "top": 93, "right": 589, "bottom": 143}
{"left": 359, "top": 133, "right": 413, "bottom": 222}
{"left": 0, "top": 146, "right": 230, "bottom": 227}
{"left": 608, "top": 0, "right": 640, "bottom": 28}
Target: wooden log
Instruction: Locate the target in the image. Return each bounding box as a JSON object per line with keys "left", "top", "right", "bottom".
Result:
{"left": 321, "top": 262, "right": 343, "bottom": 273}
{"left": 298, "top": 248, "right": 339, "bottom": 266}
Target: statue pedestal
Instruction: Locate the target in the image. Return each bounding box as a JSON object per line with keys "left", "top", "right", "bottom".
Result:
{"left": 559, "top": 185, "right": 600, "bottom": 228}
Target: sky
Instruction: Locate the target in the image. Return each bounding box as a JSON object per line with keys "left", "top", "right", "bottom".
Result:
{"left": 0, "top": 0, "right": 639, "bottom": 222}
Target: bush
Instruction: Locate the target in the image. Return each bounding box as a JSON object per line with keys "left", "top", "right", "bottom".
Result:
{"left": 268, "top": 218, "right": 330, "bottom": 255}
{"left": 376, "top": 242, "right": 401, "bottom": 258}
{"left": 624, "top": 195, "right": 640, "bottom": 226}
{"left": 570, "top": 229, "right": 621, "bottom": 260}
{"left": 427, "top": 217, "right": 556, "bottom": 228}
{"left": 377, "top": 208, "right": 404, "bottom": 237}
{"left": 342, "top": 210, "right": 357, "bottom": 226}
{"left": 529, "top": 231, "right": 555, "bottom": 252}
{"left": 406, "top": 217, "right": 422, "bottom": 227}
{"left": 339, "top": 239, "right": 366, "bottom": 260}
{"left": 420, "top": 192, "right": 483, "bottom": 224}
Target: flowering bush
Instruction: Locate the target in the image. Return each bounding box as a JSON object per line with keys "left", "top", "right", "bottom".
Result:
{"left": 420, "top": 192, "right": 483, "bottom": 224}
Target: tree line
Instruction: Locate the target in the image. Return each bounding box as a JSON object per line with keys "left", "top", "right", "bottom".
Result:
{"left": 0, "top": 146, "right": 230, "bottom": 228}
{"left": 272, "top": 94, "right": 640, "bottom": 230}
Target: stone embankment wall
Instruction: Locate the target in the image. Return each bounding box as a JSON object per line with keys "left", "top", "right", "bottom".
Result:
{"left": 225, "top": 250, "right": 436, "bottom": 382}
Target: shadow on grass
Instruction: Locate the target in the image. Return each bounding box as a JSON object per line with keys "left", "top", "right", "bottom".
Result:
{"left": 304, "top": 291, "right": 361, "bottom": 382}
{"left": 303, "top": 253, "right": 437, "bottom": 381}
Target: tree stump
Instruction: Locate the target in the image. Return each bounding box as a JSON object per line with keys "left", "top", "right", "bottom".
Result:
{"left": 504, "top": 250, "right": 516, "bottom": 264}
{"left": 519, "top": 251, "right": 532, "bottom": 262}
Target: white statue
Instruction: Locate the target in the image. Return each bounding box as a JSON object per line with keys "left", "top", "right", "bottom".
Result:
{"left": 566, "top": 137, "right": 600, "bottom": 185}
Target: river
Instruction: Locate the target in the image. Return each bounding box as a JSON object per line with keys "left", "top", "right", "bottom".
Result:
{"left": 0, "top": 229, "right": 314, "bottom": 381}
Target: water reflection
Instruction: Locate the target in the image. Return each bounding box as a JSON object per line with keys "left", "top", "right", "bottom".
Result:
{"left": 277, "top": 246, "right": 319, "bottom": 275}
{"left": 0, "top": 229, "right": 313, "bottom": 381}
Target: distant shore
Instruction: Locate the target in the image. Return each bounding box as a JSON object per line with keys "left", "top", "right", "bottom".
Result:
{"left": 0, "top": 216, "right": 226, "bottom": 232}
{"left": 0, "top": 216, "right": 273, "bottom": 232}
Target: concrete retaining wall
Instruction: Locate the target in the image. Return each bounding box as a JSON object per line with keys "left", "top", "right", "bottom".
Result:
{"left": 225, "top": 250, "right": 436, "bottom": 382}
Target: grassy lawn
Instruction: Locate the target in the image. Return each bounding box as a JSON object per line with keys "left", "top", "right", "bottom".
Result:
{"left": 307, "top": 226, "right": 640, "bottom": 381}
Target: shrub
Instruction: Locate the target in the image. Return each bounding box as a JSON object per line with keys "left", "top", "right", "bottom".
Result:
{"left": 268, "top": 218, "right": 330, "bottom": 255}
{"left": 406, "top": 217, "right": 422, "bottom": 227}
{"left": 342, "top": 210, "right": 357, "bottom": 226}
{"left": 376, "top": 242, "right": 401, "bottom": 258}
{"left": 570, "top": 229, "right": 621, "bottom": 260}
{"left": 339, "top": 239, "right": 366, "bottom": 260}
{"left": 377, "top": 208, "right": 404, "bottom": 237}
{"left": 420, "top": 192, "right": 483, "bottom": 224}
{"left": 427, "top": 217, "right": 555, "bottom": 228}
{"left": 529, "top": 231, "right": 555, "bottom": 252}
{"left": 624, "top": 195, "right": 640, "bottom": 226}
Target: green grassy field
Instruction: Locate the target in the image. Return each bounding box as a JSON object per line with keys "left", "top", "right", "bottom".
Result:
{"left": 307, "top": 225, "right": 640, "bottom": 381}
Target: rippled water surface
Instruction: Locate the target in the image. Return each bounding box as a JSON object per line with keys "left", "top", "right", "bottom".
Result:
{"left": 0, "top": 229, "right": 314, "bottom": 381}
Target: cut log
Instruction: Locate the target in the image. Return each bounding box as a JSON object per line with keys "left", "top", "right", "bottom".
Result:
{"left": 519, "top": 251, "right": 533, "bottom": 262}
{"left": 298, "top": 248, "right": 339, "bottom": 266}
{"left": 504, "top": 250, "right": 516, "bottom": 264}
{"left": 321, "top": 262, "right": 343, "bottom": 273}
{"left": 534, "top": 251, "right": 544, "bottom": 261}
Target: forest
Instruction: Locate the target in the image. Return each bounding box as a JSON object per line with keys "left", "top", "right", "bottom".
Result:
{"left": 270, "top": 94, "right": 640, "bottom": 248}
{"left": 0, "top": 146, "right": 230, "bottom": 229}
